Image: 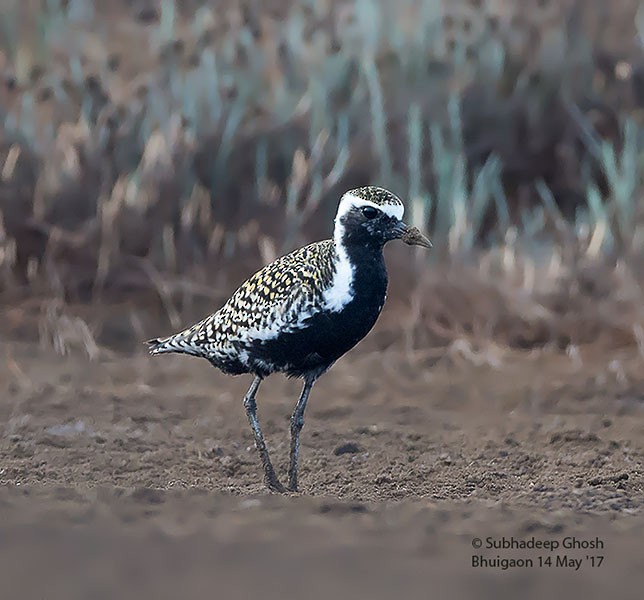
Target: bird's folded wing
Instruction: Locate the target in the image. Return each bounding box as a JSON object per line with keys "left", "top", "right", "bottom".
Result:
{"left": 181, "top": 240, "right": 334, "bottom": 349}
{"left": 239, "top": 280, "right": 320, "bottom": 342}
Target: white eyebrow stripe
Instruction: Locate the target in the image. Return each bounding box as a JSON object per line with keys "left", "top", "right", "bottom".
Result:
{"left": 336, "top": 193, "right": 404, "bottom": 221}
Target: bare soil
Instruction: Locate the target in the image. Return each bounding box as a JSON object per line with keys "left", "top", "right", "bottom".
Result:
{"left": 1, "top": 309, "right": 644, "bottom": 599}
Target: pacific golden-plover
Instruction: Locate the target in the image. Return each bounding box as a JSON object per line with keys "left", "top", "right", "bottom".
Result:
{"left": 147, "top": 186, "right": 432, "bottom": 493}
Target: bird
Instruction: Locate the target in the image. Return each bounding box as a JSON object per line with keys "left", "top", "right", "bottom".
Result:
{"left": 146, "top": 186, "right": 432, "bottom": 493}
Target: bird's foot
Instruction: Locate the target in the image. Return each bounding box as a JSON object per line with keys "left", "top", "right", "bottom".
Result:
{"left": 264, "top": 473, "right": 287, "bottom": 494}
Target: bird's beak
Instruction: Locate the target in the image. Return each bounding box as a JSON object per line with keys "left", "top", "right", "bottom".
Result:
{"left": 395, "top": 222, "right": 433, "bottom": 249}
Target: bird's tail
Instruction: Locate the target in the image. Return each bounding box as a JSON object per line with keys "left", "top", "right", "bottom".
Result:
{"left": 147, "top": 314, "right": 217, "bottom": 357}
{"left": 145, "top": 333, "right": 202, "bottom": 357}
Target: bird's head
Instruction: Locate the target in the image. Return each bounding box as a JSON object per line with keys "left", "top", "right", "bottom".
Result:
{"left": 334, "top": 186, "right": 432, "bottom": 250}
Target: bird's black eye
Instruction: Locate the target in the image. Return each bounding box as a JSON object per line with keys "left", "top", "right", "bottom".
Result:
{"left": 361, "top": 206, "right": 380, "bottom": 219}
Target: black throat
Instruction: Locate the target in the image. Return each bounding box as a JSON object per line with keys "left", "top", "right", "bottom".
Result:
{"left": 336, "top": 229, "right": 389, "bottom": 322}
{"left": 339, "top": 238, "right": 388, "bottom": 300}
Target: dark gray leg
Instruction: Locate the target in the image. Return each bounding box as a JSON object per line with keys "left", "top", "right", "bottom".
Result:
{"left": 288, "top": 375, "right": 316, "bottom": 492}
{"left": 243, "top": 376, "right": 286, "bottom": 493}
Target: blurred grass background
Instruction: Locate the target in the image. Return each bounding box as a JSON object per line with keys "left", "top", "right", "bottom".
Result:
{"left": 1, "top": 0, "right": 644, "bottom": 356}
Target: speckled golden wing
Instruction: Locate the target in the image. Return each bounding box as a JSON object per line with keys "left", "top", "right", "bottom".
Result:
{"left": 150, "top": 240, "right": 336, "bottom": 359}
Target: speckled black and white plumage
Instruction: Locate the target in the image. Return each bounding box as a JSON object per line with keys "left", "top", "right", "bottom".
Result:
{"left": 147, "top": 186, "right": 431, "bottom": 493}
{"left": 149, "top": 240, "right": 338, "bottom": 377}
{"left": 148, "top": 186, "right": 408, "bottom": 377}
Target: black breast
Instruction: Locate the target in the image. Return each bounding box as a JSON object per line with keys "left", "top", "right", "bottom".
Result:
{"left": 249, "top": 245, "right": 388, "bottom": 378}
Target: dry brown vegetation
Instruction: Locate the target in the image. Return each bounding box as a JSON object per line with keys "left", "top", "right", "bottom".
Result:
{"left": 1, "top": 0, "right": 644, "bottom": 354}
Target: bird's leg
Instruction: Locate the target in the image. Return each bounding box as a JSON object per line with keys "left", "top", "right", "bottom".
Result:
{"left": 243, "top": 376, "right": 286, "bottom": 493}
{"left": 288, "top": 375, "right": 316, "bottom": 492}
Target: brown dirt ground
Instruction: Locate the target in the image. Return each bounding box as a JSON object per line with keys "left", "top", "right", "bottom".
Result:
{"left": 1, "top": 307, "right": 644, "bottom": 599}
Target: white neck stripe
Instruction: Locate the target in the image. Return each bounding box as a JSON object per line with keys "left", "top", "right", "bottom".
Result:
{"left": 323, "top": 240, "right": 354, "bottom": 312}
{"left": 324, "top": 191, "right": 404, "bottom": 313}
